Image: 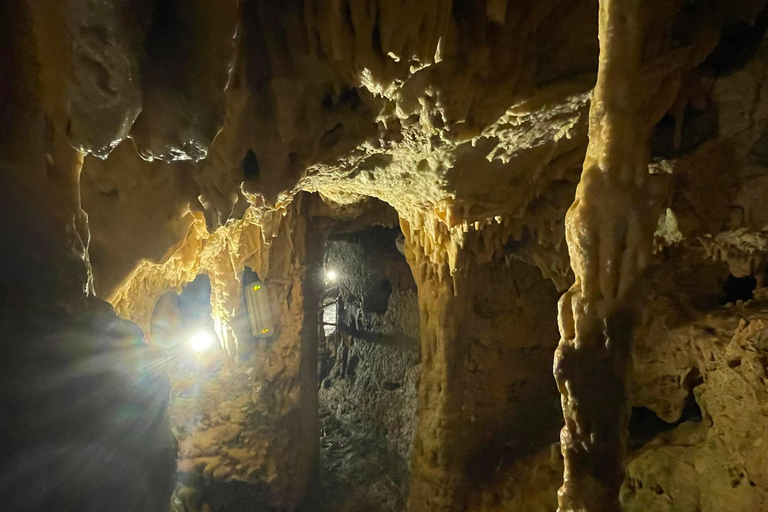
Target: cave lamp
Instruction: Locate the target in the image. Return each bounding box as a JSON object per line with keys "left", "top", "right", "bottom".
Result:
{"left": 245, "top": 278, "right": 275, "bottom": 338}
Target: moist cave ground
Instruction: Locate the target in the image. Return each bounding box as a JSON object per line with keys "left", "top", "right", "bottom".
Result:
{"left": 4, "top": 1, "right": 768, "bottom": 512}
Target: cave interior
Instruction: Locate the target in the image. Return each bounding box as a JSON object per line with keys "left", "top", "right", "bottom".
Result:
{"left": 3, "top": 0, "right": 768, "bottom": 511}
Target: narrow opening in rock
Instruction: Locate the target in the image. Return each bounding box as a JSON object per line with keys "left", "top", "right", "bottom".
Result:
{"left": 722, "top": 274, "right": 756, "bottom": 303}
{"left": 704, "top": 5, "right": 768, "bottom": 75}
{"left": 629, "top": 375, "right": 703, "bottom": 450}
{"left": 241, "top": 149, "right": 260, "bottom": 181}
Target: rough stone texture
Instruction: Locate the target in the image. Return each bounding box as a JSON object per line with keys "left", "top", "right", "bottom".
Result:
{"left": 66, "top": 0, "right": 150, "bottom": 157}
{"left": 467, "top": 445, "right": 564, "bottom": 512}
{"left": 110, "top": 197, "right": 323, "bottom": 512}
{"left": 316, "top": 226, "right": 564, "bottom": 512}
{"left": 623, "top": 293, "right": 768, "bottom": 512}
{"left": 463, "top": 259, "right": 562, "bottom": 479}
{"left": 81, "top": 141, "right": 201, "bottom": 296}
{"left": 129, "top": 0, "right": 240, "bottom": 162}
{"left": 320, "top": 227, "right": 421, "bottom": 464}
{"left": 401, "top": 222, "right": 565, "bottom": 512}
{"left": 463, "top": 281, "right": 768, "bottom": 512}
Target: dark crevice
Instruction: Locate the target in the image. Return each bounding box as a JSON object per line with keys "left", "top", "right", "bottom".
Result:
{"left": 363, "top": 279, "right": 392, "bottom": 315}
{"left": 321, "top": 92, "right": 334, "bottom": 110}
{"left": 721, "top": 274, "right": 756, "bottom": 303}
{"left": 650, "top": 102, "right": 719, "bottom": 160}
{"left": 382, "top": 381, "right": 401, "bottom": 391}
{"left": 347, "top": 354, "right": 360, "bottom": 382}
{"left": 704, "top": 6, "right": 768, "bottom": 76}
{"left": 241, "top": 149, "right": 260, "bottom": 181}
{"left": 320, "top": 123, "right": 344, "bottom": 148}
{"left": 341, "top": 0, "right": 355, "bottom": 37}
{"left": 371, "top": 11, "right": 382, "bottom": 56}
{"left": 338, "top": 87, "right": 361, "bottom": 110}
{"left": 242, "top": 266, "right": 261, "bottom": 287}
{"left": 629, "top": 370, "right": 703, "bottom": 450}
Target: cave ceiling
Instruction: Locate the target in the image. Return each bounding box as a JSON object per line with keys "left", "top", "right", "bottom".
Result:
{"left": 64, "top": 0, "right": 768, "bottom": 298}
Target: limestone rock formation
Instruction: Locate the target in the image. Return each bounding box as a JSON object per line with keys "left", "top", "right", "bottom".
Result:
{"left": 6, "top": 0, "right": 768, "bottom": 512}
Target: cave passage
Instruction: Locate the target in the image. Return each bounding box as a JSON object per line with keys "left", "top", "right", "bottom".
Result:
{"left": 316, "top": 226, "right": 417, "bottom": 512}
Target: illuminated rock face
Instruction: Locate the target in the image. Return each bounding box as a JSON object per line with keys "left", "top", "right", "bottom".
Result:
{"left": 6, "top": 0, "right": 768, "bottom": 511}
{"left": 319, "top": 227, "right": 421, "bottom": 465}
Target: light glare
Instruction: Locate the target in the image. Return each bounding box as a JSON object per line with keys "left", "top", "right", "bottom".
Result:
{"left": 326, "top": 269, "right": 338, "bottom": 282}
{"left": 189, "top": 330, "right": 215, "bottom": 352}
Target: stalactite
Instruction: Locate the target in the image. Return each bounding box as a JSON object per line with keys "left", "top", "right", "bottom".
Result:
{"left": 553, "top": 0, "right": 661, "bottom": 510}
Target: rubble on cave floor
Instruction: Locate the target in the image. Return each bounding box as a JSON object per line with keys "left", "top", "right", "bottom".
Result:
{"left": 318, "top": 406, "right": 407, "bottom": 512}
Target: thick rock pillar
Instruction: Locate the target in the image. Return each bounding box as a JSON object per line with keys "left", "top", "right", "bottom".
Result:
{"left": 403, "top": 233, "right": 470, "bottom": 512}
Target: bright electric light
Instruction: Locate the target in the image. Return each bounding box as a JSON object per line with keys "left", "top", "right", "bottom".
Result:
{"left": 189, "top": 330, "right": 215, "bottom": 352}
{"left": 325, "top": 269, "right": 338, "bottom": 282}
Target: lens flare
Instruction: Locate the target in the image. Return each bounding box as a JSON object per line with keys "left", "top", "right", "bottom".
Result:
{"left": 325, "top": 269, "right": 338, "bottom": 282}
{"left": 189, "top": 330, "right": 214, "bottom": 352}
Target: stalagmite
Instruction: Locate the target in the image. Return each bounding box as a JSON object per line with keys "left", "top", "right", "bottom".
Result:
{"left": 554, "top": 1, "right": 660, "bottom": 511}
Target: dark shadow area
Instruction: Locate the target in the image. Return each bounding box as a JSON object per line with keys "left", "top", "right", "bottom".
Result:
{"left": 465, "top": 399, "right": 563, "bottom": 485}
{"left": 173, "top": 474, "right": 275, "bottom": 512}
{"left": 178, "top": 274, "right": 213, "bottom": 326}
{"left": 704, "top": 6, "right": 768, "bottom": 76}
{"left": 363, "top": 279, "right": 392, "bottom": 315}
{"left": 241, "top": 149, "right": 261, "bottom": 181}
{"left": 629, "top": 369, "right": 704, "bottom": 450}
{"left": 721, "top": 274, "right": 757, "bottom": 303}
{"left": 650, "top": 102, "right": 719, "bottom": 160}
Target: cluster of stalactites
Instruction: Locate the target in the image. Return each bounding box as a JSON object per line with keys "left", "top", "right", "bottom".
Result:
{"left": 699, "top": 229, "right": 768, "bottom": 278}
{"left": 398, "top": 202, "right": 517, "bottom": 291}
{"left": 307, "top": 0, "right": 452, "bottom": 99}
{"left": 109, "top": 202, "right": 292, "bottom": 355}
{"left": 398, "top": 187, "right": 581, "bottom": 291}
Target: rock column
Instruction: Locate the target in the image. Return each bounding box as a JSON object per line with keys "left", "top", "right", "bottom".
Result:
{"left": 403, "top": 229, "right": 470, "bottom": 512}
{"left": 554, "top": 1, "right": 659, "bottom": 511}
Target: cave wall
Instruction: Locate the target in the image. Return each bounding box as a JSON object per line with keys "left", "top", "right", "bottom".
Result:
{"left": 0, "top": 2, "right": 177, "bottom": 511}
{"left": 6, "top": 0, "right": 768, "bottom": 511}
{"left": 461, "top": 259, "right": 768, "bottom": 512}
{"left": 623, "top": 283, "right": 768, "bottom": 512}
{"left": 318, "top": 224, "right": 565, "bottom": 512}
{"left": 462, "top": 259, "right": 562, "bottom": 489}
{"left": 110, "top": 196, "right": 323, "bottom": 512}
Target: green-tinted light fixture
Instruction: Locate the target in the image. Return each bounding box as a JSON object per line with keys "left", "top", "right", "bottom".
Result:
{"left": 245, "top": 278, "right": 275, "bottom": 338}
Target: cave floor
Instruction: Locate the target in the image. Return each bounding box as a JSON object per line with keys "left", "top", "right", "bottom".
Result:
{"left": 317, "top": 406, "right": 407, "bottom": 512}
